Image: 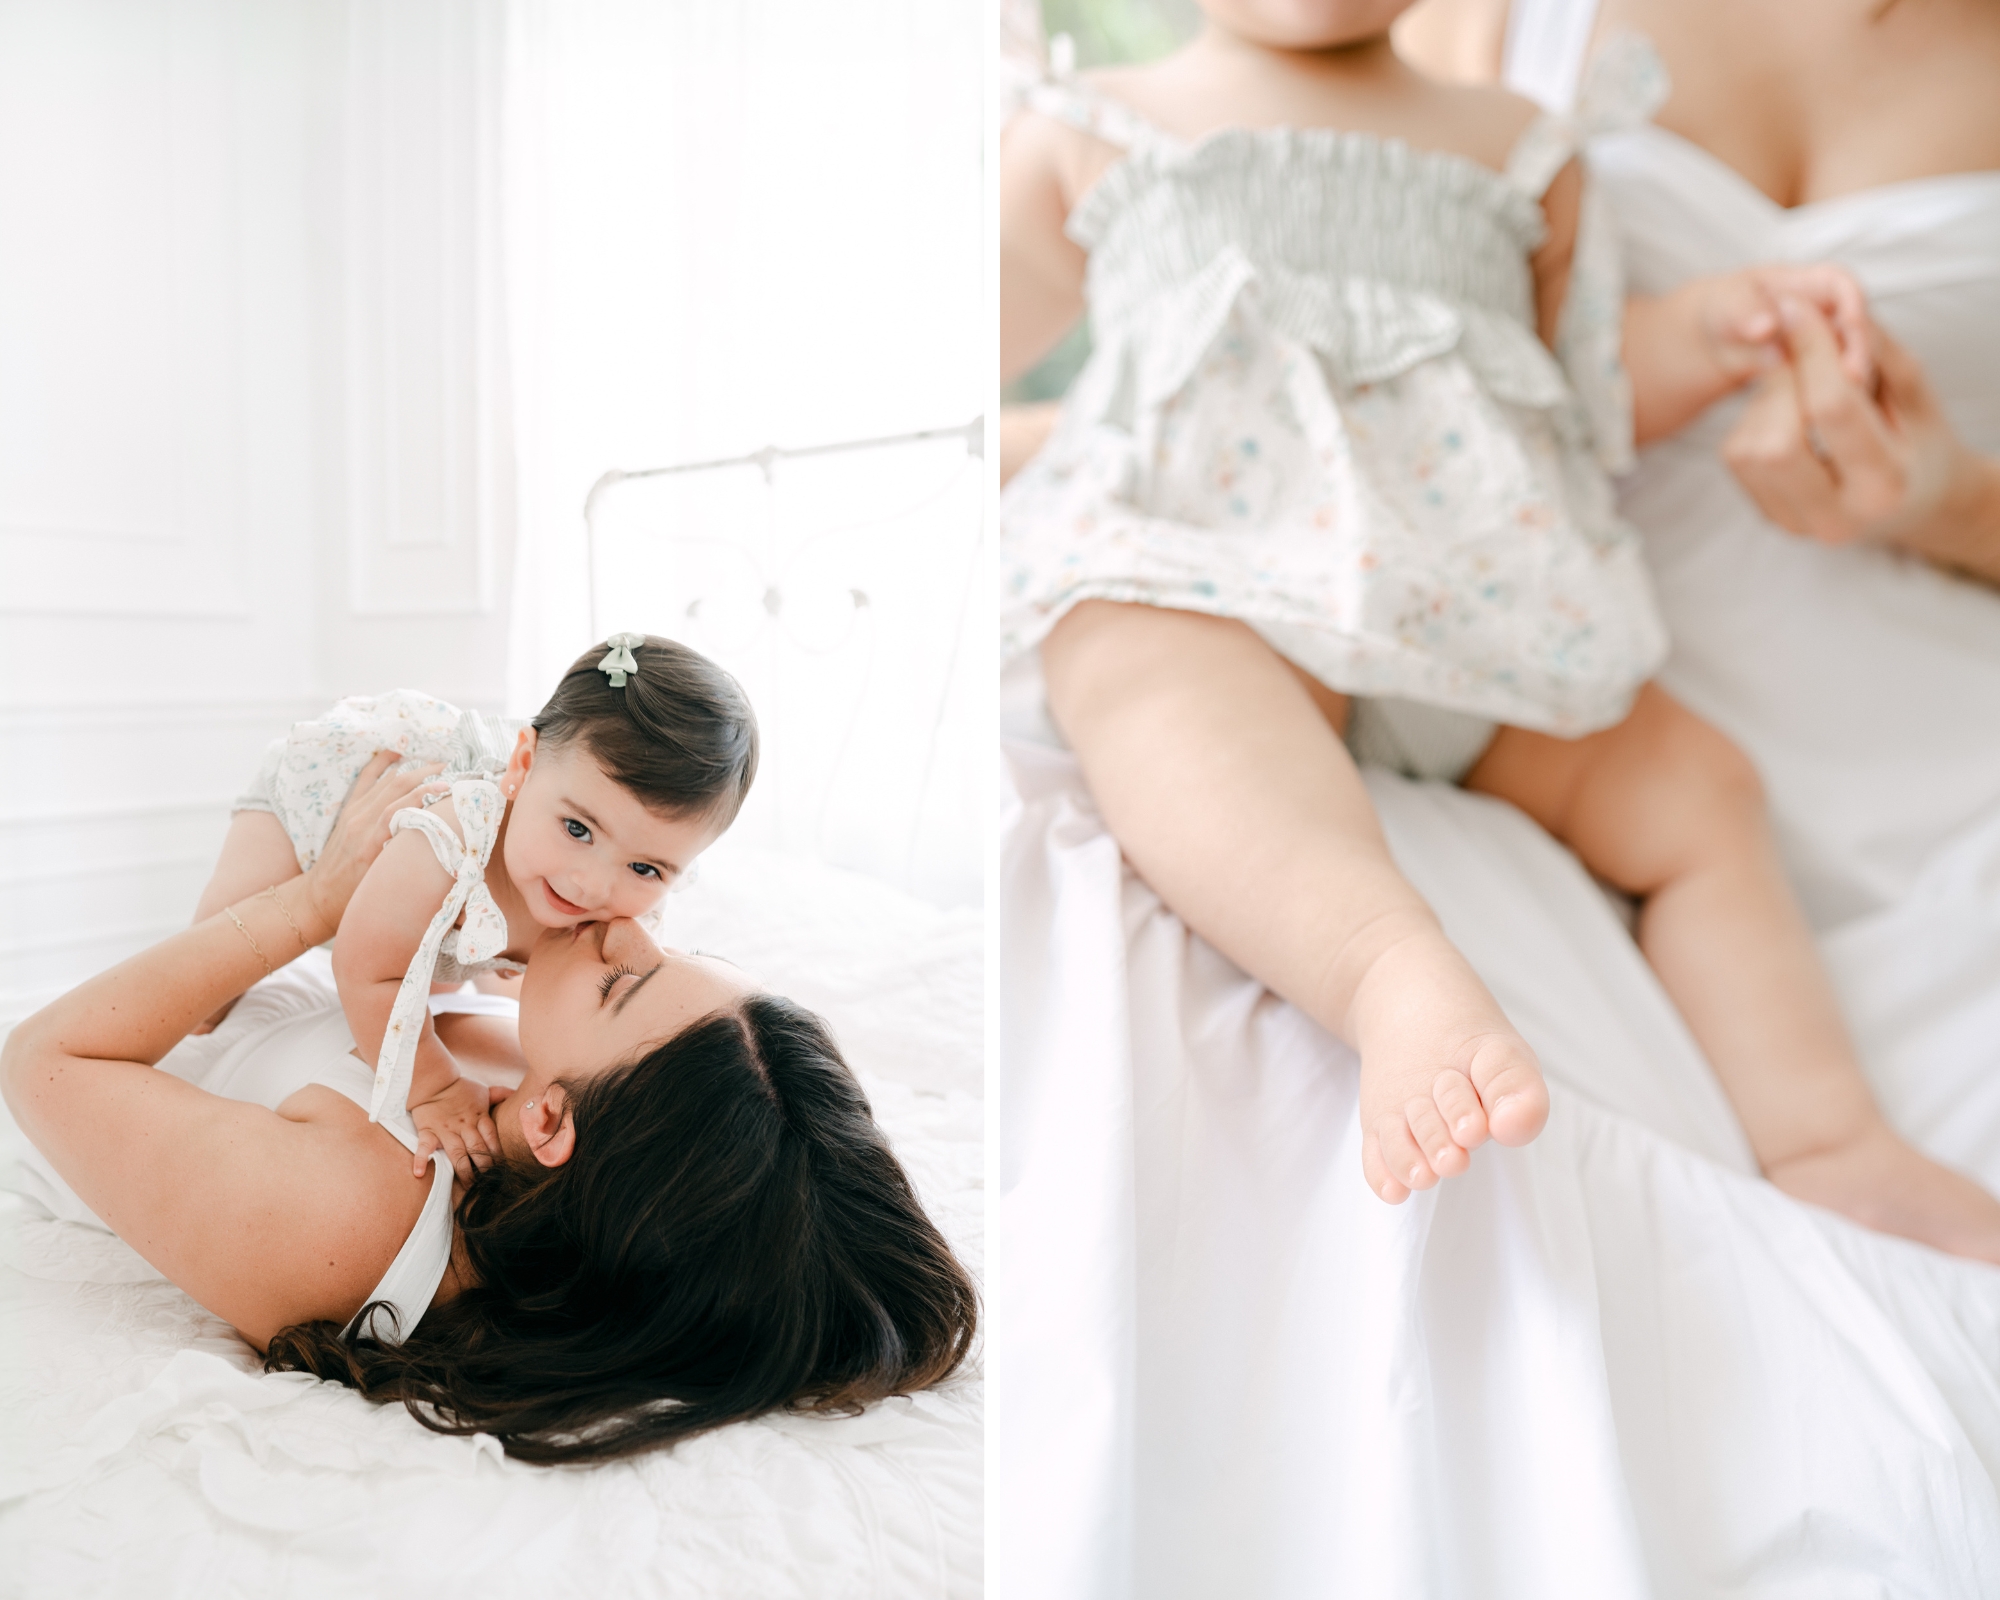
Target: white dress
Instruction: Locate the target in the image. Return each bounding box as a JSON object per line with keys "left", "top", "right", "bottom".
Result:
{"left": 235, "top": 689, "right": 526, "bottom": 1134}
{"left": 995, "top": 10, "right": 2000, "bottom": 1596}
{"left": 1001, "top": 41, "right": 1671, "bottom": 757}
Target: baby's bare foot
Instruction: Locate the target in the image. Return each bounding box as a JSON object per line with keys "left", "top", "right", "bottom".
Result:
{"left": 1766, "top": 1121, "right": 2000, "bottom": 1264}
{"left": 1351, "top": 929, "right": 1549, "bottom": 1203}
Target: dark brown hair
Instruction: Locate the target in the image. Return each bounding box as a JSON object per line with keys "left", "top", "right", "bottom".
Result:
{"left": 531, "top": 635, "right": 758, "bottom": 826}
{"left": 264, "top": 995, "right": 977, "bottom": 1464}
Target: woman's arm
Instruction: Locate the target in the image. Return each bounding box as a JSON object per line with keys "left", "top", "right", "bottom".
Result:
{"left": 1722, "top": 299, "right": 2000, "bottom": 586}
{"left": 0, "top": 753, "right": 445, "bottom": 1344}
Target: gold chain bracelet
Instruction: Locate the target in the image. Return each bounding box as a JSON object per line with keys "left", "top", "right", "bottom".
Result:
{"left": 225, "top": 905, "right": 273, "bottom": 977}
{"left": 260, "top": 884, "right": 310, "bottom": 951}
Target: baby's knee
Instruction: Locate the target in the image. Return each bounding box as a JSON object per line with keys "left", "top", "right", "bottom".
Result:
{"left": 1665, "top": 711, "right": 1761, "bottom": 807}
{"left": 1628, "top": 699, "right": 1769, "bottom": 845}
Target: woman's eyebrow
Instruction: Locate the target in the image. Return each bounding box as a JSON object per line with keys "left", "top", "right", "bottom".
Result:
{"left": 612, "top": 962, "right": 666, "bottom": 1016}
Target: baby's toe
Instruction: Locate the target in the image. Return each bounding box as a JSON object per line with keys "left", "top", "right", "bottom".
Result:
{"left": 1430, "top": 1070, "right": 1488, "bottom": 1150}
{"left": 1362, "top": 1128, "right": 1412, "bottom": 1205}
{"left": 1467, "top": 1036, "right": 1549, "bottom": 1147}
{"left": 1376, "top": 1112, "right": 1439, "bottom": 1196}
{"left": 1405, "top": 1094, "right": 1470, "bottom": 1178}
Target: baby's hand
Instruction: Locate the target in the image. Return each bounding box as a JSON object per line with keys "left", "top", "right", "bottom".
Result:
{"left": 410, "top": 1075, "right": 502, "bottom": 1185}
{"left": 1705, "top": 264, "right": 1874, "bottom": 389}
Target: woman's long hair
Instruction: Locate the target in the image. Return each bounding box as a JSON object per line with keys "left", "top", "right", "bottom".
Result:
{"left": 264, "top": 995, "right": 977, "bottom": 1464}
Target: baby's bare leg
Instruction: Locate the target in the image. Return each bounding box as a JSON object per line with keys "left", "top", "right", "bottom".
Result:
{"left": 1470, "top": 685, "right": 2000, "bottom": 1260}
{"left": 192, "top": 810, "right": 302, "bottom": 924}
{"left": 189, "top": 811, "right": 304, "bottom": 1031}
{"left": 1042, "top": 602, "right": 1548, "bottom": 1202}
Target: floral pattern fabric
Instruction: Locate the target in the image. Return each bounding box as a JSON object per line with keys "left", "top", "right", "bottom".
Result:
{"left": 1002, "top": 37, "right": 1673, "bottom": 738}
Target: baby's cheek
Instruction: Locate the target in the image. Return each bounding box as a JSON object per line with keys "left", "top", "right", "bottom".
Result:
{"left": 623, "top": 876, "right": 672, "bottom": 916}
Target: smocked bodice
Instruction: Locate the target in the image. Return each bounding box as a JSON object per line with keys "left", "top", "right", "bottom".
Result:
{"left": 1073, "top": 131, "right": 1547, "bottom": 339}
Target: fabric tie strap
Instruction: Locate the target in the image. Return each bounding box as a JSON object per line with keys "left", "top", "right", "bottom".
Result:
{"left": 372, "top": 777, "right": 508, "bottom": 1126}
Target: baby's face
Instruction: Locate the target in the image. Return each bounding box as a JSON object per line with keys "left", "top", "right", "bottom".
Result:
{"left": 1197, "top": 0, "right": 1415, "bottom": 49}
{"left": 498, "top": 732, "right": 726, "bottom": 929}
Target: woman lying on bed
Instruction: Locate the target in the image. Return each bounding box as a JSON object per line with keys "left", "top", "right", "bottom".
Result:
{"left": 0, "top": 752, "right": 977, "bottom": 1465}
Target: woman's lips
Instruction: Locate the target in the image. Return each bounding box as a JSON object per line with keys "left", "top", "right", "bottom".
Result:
{"left": 543, "top": 881, "right": 589, "bottom": 918}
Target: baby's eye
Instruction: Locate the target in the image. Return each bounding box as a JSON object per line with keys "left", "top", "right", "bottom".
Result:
{"left": 564, "top": 818, "right": 591, "bottom": 842}
{"left": 629, "top": 862, "right": 661, "bottom": 880}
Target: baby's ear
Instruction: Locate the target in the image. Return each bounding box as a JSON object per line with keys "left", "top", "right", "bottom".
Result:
{"left": 504, "top": 727, "right": 539, "bottom": 792}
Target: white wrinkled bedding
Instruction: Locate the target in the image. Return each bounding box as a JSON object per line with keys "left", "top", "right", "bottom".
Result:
{"left": 0, "top": 841, "right": 981, "bottom": 1600}
{"left": 997, "top": 716, "right": 2000, "bottom": 1600}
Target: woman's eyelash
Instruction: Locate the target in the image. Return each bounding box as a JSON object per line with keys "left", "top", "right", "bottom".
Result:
{"left": 597, "top": 964, "right": 637, "bottom": 1001}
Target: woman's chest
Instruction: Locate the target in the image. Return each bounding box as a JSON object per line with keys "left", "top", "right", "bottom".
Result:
{"left": 1596, "top": 0, "right": 2000, "bottom": 207}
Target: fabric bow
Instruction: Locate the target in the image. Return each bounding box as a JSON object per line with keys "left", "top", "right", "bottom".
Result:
{"left": 598, "top": 632, "right": 644, "bottom": 687}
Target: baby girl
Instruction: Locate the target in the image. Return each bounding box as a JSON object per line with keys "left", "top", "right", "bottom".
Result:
{"left": 1001, "top": 1, "right": 2000, "bottom": 1255}
{"left": 192, "top": 634, "right": 758, "bottom": 1182}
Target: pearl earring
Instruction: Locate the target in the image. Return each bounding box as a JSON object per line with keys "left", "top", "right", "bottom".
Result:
{"left": 525, "top": 1099, "right": 535, "bottom": 1110}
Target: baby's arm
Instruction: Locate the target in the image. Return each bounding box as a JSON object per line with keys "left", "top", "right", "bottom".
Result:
{"left": 1624, "top": 266, "right": 1872, "bottom": 446}
{"left": 331, "top": 818, "right": 499, "bottom": 1183}
{"left": 1000, "top": 111, "right": 1094, "bottom": 384}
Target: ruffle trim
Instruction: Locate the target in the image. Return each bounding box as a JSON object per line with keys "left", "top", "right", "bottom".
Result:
{"left": 1090, "top": 247, "right": 1574, "bottom": 417}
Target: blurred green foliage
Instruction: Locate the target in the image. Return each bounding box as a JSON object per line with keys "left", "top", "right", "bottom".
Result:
{"left": 1039, "top": 0, "right": 1201, "bottom": 68}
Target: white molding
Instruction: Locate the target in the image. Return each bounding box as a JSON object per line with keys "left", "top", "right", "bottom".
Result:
{"left": 342, "top": 0, "right": 506, "bottom": 618}
{"left": 0, "top": 699, "right": 316, "bottom": 729}
{"left": 0, "top": 853, "right": 214, "bottom": 891}
{"left": 0, "top": 796, "right": 237, "bottom": 828}
{"left": 0, "top": 0, "right": 252, "bottom": 619}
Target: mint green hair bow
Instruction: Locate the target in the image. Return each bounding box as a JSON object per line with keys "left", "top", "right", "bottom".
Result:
{"left": 598, "top": 632, "right": 644, "bottom": 687}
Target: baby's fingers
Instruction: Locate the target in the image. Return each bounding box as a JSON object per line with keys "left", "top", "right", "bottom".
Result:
{"left": 413, "top": 1129, "right": 440, "bottom": 1180}
{"left": 1777, "top": 264, "right": 1874, "bottom": 385}
{"left": 440, "top": 1130, "right": 477, "bottom": 1187}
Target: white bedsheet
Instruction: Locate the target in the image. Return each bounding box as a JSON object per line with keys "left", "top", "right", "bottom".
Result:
{"left": 997, "top": 667, "right": 2000, "bottom": 1600}
{"left": 0, "top": 841, "right": 981, "bottom": 1599}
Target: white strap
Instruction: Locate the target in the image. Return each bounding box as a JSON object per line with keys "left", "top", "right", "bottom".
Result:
{"left": 1501, "top": 0, "right": 1602, "bottom": 112}
{"left": 345, "top": 1156, "right": 454, "bottom": 1344}
{"left": 371, "top": 777, "right": 509, "bottom": 1127}
{"left": 1022, "top": 77, "right": 1172, "bottom": 154}
{"left": 1502, "top": 33, "right": 1671, "bottom": 199}
{"left": 1505, "top": 113, "right": 1582, "bottom": 199}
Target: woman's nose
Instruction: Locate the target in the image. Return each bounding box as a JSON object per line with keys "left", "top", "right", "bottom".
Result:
{"left": 599, "top": 914, "right": 664, "bottom": 966}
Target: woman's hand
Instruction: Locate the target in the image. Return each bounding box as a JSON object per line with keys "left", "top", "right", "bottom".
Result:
{"left": 296, "top": 752, "right": 449, "bottom": 944}
{"left": 1626, "top": 264, "right": 1870, "bottom": 447}
{"left": 1721, "top": 298, "right": 2000, "bottom": 579}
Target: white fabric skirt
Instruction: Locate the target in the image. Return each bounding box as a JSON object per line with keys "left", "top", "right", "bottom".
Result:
{"left": 996, "top": 654, "right": 2000, "bottom": 1600}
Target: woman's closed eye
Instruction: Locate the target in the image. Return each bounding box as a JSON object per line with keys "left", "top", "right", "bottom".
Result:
{"left": 597, "top": 964, "right": 638, "bottom": 1003}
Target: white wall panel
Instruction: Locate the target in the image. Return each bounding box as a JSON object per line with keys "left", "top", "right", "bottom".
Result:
{"left": 341, "top": 0, "right": 509, "bottom": 619}
{"left": 0, "top": 0, "right": 518, "bottom": 1026}
{"left": 0, "top": 0, "right": 250, "bottom": 618}
{"left": 0, "top": 697, "right": 322, "bottom": 1019}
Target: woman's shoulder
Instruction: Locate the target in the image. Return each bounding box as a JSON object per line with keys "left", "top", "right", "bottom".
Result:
{"left": 246, "top": 1086, "right": 437, "bottom": 1346}
{"left": 1405, "top": 75, "right": 1549, "bottom": 177}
